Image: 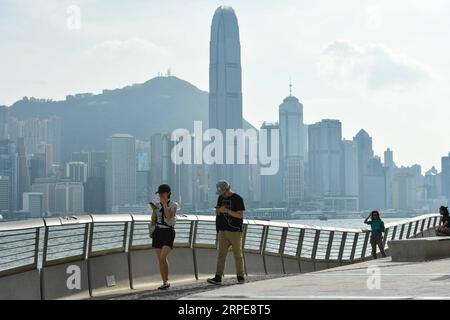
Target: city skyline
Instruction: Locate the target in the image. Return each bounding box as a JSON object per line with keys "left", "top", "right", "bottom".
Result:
{"left": 1, "top": 1, "right": 450, "bottom": 170}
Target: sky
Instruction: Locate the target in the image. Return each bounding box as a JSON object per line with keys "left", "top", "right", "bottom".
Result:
{"left": 1, "top": 0, "right": 450, "bottom": 171}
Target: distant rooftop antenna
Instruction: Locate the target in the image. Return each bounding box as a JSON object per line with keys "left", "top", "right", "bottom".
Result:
{"left": 289, "top": 78, "right": 293, "bottom": 97}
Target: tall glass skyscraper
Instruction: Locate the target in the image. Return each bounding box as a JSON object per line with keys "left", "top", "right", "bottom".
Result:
{"left": 209, "top": 6, "right": 245, "bottom": 200}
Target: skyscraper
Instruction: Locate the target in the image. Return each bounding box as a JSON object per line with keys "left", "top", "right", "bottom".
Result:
{"left": 55, "top": 181, "right": 84, "bottom": 214}
{"left": 66, "top": 161, "right": 88, "bottom": 183}
{"left": 209, "top": 6, "right": 244, "bottom": 201}
{"left": 341, "top": 139, "right": 359, "bottom": 198}
{"left": 278, "top": 89, "right": 306, "bottom": 206}
{"left": 150, "top": 133, "right": 174, "bottom": 194}
{"left": 0, "top": 140, "right": 18, "bottom": 211}
{"left": 106, "top": 134, "right": 136, "bottom": 213}
{"left": 308, "top": 120, "right": 342, "bottom": 198}
{"left": 442, "top": 152, "right": 450, "bottom": 200}
{"left": 260, "top": 122, "right": 283, "bottom": 206}
{"left": 353, "top": 129, "right": 375, "bottom": 209}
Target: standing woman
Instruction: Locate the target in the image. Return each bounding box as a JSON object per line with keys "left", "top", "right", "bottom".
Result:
{"left": 364, "top": 210, "right": 387, "bottom": 259}
{"left": 150, "top": 184, "right": 178, "bottom": 290}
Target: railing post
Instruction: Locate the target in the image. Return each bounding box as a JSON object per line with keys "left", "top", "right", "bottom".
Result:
{"left": 382, "top": 228, "right": 389, "bottom": 250}
{"left": 391, "top": 226, "right": 397, "bottom": 240}
{"left": 434, "top": 216, "right": 439, "bottom": 227}
{"left": 279, "top": 227, "right": 289, "bottom": 274}
{"left": 325, "top": 231, "right": 334, "bottom": 262}
{"left": 420, "top": 219, "right": 425, "bottom": 233}
{"left": 350, "top": 233, "right": 358, "bottom": 262}
{"left": 128, "top": 220, "right": 135, "bottom": 250}
{"left": 296, "top": 229, "right": 305, "bottom": 272}
{"left": 261, "top": 225, "right": 269, "bottom": 275}
{"left": 406, "top": 222, "right": 413, "bottom": 239}
{"left": 338, "top": 232, "right": 347, "bottom": 263}
{"left": 42, "top": 224, "right": 49, "bottom": 266}
{"left": 123, "top": 221, "right": 129, "bottom": 251}
{"left": 413, "top": 221, "right": 419, "bottom": 237}
{"left": 191, "top": 220, "right": 199, "bottom": 280}
{"left": 361, "top": 231, "right": 370, "bottom": 259}
{"left": 83, "top": 223, "right": 90, "bottom": 260}
{"left": 399, "top": 224, "right": 405, "bottom": 240}
{"left": 241, "top": 223, "right": 248, "bottom": 276}
{"left": 34, "top": 227, "right": 41, "bottom": 270}
{"left": 427, "top": 217, "right": 432, "bottom": 230}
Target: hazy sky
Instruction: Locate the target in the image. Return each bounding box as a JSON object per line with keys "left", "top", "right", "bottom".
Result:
{"left": 1, "top": 0, "right": 450, "bottom": 170}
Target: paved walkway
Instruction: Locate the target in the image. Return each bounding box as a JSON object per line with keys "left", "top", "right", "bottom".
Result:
{"left": 184, "top": 258, "right": 450, "bottom": 300}
{"left": 104, "top": 274, "right": 293, "bottom": 300}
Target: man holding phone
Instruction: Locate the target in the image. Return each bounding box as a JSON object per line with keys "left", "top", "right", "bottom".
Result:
{"left": 207, "top": 180, "right": 246, "bottom": 285}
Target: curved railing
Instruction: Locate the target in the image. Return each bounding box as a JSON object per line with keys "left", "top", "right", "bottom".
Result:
{"left": 0, "top": 213, "right": 441, "bottom": 300}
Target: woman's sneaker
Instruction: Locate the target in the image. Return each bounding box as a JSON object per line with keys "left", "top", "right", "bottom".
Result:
{"left": 207, "top": 275, "right": 222, "bottom": 285}
{"left": 237, "top": 276, "right": 245, "bottom": 284}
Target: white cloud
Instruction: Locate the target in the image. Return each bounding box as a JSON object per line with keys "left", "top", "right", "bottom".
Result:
{"left": 84, "top": 37, "right": 170, "bottom": 58}
{"left": 318, "top": 40, "right": 430, "bottom": 90}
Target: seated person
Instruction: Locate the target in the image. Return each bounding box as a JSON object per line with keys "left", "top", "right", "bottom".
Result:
{"left": 436, "top": 206, "right": 450, "bottom": 236}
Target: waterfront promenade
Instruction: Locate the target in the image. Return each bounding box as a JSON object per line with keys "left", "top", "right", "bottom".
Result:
{"left": 185, "top": 257, "right": 450, "bottom": 300}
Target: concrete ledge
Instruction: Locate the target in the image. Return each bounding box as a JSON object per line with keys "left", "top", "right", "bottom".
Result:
{"left": 388, "top": 237, "right": 450, "bottom": 262}
{"left": 41, "top": 260, "right": 90, "bottom": 300}
{"left": 88, "top": 252, "right": 131, "bottom": 296}
{"left": 129, "top": 248, "right": 196, "bottom": 290}
{"left": 0, "top": 269, "right": 41, "bottom": 300}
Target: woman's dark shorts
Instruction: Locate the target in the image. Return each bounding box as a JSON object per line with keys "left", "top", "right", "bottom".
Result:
{"left": 152, "top": 226, "right": 176, "bottom": 249}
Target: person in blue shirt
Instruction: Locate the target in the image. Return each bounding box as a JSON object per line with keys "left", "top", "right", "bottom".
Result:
{"left": 364, "top": 210, "right": 387, "bottom": 259}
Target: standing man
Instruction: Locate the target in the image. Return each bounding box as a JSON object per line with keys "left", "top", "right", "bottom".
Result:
{"left": 207, "top": 180, "right": 246, "bottom": 285}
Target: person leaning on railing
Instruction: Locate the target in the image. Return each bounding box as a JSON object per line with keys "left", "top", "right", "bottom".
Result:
{"left": 364, "top": 210, "right": 387, "bottom": 259}
{"left": 436, "top": 206, "right": 450, "bottom": 236}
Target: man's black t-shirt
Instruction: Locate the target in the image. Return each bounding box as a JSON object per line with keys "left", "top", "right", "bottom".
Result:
{"left": 216, "top": 193, "right": 245, "bottom": 232}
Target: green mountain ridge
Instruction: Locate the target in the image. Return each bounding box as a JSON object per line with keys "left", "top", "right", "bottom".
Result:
{"left": 6, "top": 76, "right": 255, "bottom": 161}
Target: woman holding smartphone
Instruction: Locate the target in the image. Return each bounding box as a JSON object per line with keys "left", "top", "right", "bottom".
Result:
{"left": 150, "top": 184, "right": 178, "bottom": 290}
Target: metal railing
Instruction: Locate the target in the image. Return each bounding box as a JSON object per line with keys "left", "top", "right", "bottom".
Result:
{"left": 0, "top": 213, "right": 440, "bottom": 278}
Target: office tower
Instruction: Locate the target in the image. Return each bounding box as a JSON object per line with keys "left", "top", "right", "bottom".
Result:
{"left": 22, "top": 118, "right": 41, "bottom": 156}
{"left": 29, "top": 153, "right": 47, "bottom": 184}
{"left": 209, "top": 6, "right": 244, "bottom": 202}
{"left": 392, "top": 172, "right": 417, "bottom": 210}
{"left": 424, "top": 167, "right": 439, "bottom": 200}
{"left": 150, "top": 133, "right": 174, "bottom": 194}
{"left": 42, "top": 115, "right": 61, "bottom": 165}
{"left": 136, "top": 170, "right": 150, "bottom": 205}
{"left": 31, "top": 178, "right": 57, "bottom": 214}
{"left": 84, "top": 150, "right": 106, "bottom": 213}
{"left": 0, "top": 176, "right": 10, "bottom": 211}
{"left": 89, "top": 151, "right": 106, "bottom": 178}
{"left": 279, "top": 90, "right": 306, "bottom": 161}
{"left": 37, "top": 142, "right": 54, "bottom": 173}
{"left": 66, "top": 161, "right": 88, "bottom": 183}
{"left": 106, "top": 134, "right": 136, "bottom": 213}
{"left": 0, "top": 106, "right": 9, "bottom": 140}
{"left": 84, "top": 177, "right": 105, "bottom": 214}
{"left": 260, "top": 122, "right": 283, "bottom": 206}
{"left": 361, "top": 157, "right": 386, "bottom": 210}
{"left": 0, "top": 140, "right": 19, "bottom": 211}
{"left": 22, "top": 192, "right": 44, "bottom": 218}
{"left": 383, "top": 148, "right": 395, "bottom": 209}
{"left": 442, "top": 153, "right": 450, "bottom": 200}
{"left": 353, "top": 130, "right": 375, "bottom": 209}
{"left": 341, "top": 140, "right": 359, "bottom": 198}
{"left": 72, "top": 151, "right": 89, "bottom": 167}
{"left": 136, "top": 140, "right": 150, "bottom": 171}
{"left": 55, "top": 181, "right": 84, "bottom": 214}
{"left": 278, "top": 89, "right": 306, "bottom": 206}
{"left": 16, "top": 137, "right": 30, "bottom": 210}
{"left": 308, "top": 120, "right": 342, "bottom": 198}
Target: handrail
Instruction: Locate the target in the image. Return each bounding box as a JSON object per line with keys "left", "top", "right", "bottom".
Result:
{"left": 0, "top": 213, "right": 441, "bottom": 279}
